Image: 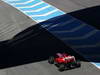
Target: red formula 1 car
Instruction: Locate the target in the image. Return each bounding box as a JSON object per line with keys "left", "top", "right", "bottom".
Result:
{"left": 48, "top": 53, "right": 81, "bottom": 71}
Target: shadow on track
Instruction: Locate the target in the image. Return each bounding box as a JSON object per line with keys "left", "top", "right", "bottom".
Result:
{"left": 69, "top": 5, "right": 100, "bottom": 62}
{"left": 0, "top": 25, "right": 84, "bottom": 69}
{"left": 0, "top": 6, "right": 100, "bottom": 69}
{"left": 69, "top": 6, "right": 100, "bottom": 29}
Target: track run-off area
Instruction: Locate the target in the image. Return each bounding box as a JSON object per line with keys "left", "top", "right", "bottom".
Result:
{"left": 2, "top": 0, "right": 100, "bottom": 69}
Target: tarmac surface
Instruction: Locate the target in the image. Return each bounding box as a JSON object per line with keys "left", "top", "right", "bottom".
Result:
{"left": 0, "top": 0, "right": 100, "bottom": 75}
{"left": 0, "top": 0, "right": 36, "bottom": 41}
{"left": 0, "top": 60, "right": 100, "bottom": 75}
{"left": 44, "top": 0, "right": 100, "bottom": 13}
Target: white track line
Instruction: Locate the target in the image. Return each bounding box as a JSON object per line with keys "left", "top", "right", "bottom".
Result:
{"left": 72, "top": 42, "right": 100, "bottom": 48}
{"left": 62, "top": 30, "right": 98, "bottom": 40}
{"left": 37, "top": 20, "right": 46, "bottom": 22}
{"left": 24, "top": 5, "right": 51, "bottom": 12}
{"left": 52, "top": 24, "right": 86, "bottom": 33}
{"left": 6, "top": 0, "right": 20, "bottom": 2}
{"left": 17, "top": 1, "right": 44, "bottom": 8}
{"left": 30, "top": 9, "right": 58, "bottom": 17}
{"left": 12, "top": 0, "right": 35, "bottom": 5}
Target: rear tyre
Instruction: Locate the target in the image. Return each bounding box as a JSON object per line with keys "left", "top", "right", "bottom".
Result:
{"left": 48, "top": 56, "right": 54, "bottom": 64}
{"left": 75, "top": 61, "right": 81, "bottom": 67}
{"left": 59, "top": 64, "right": 65, "bottom": 71}
{"left": 65, "top": 64, "right": 71, "bottom": 69}
{"left": 73, "top": 61, "right": 81, "bottom": 68}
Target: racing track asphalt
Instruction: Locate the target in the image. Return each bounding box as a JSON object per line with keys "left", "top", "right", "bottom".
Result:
{"left": 43, "top": 0, "right": 100, "bottom": 13}
{"left": 0, "top": 0, "right": 100, "bottom": 75}
{"left": 0, "top": 0, "right": 36, "bottom": 41}
{"left": 0, "top": 60, "right": 99, "bottom": 75}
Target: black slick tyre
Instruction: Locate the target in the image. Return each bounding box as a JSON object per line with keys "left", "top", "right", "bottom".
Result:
{"left": 59, "top": 64, "right": 65, "bottom": 71}
{"left": 48, "top": 56, "right": 54, "bottom": 64}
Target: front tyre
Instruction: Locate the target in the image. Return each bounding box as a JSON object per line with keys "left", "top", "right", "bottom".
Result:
{"left": 48, "top": 56, "right": 54, "bottom": 64}
{"left": 59, "top": 64, "right": 65, "bottom": 71}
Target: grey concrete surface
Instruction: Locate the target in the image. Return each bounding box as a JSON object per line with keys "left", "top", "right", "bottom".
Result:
{"left": 0, "top": 1, "right": 36, "bottom": 41}
{"left": 0, "top": 0, "right": 100, "bottom": 75}
{"left": 0, "top": 60, "right": 100, "bottom": 75}
{"left": 43, "top": 0, "right": 100, "bottom": 13}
